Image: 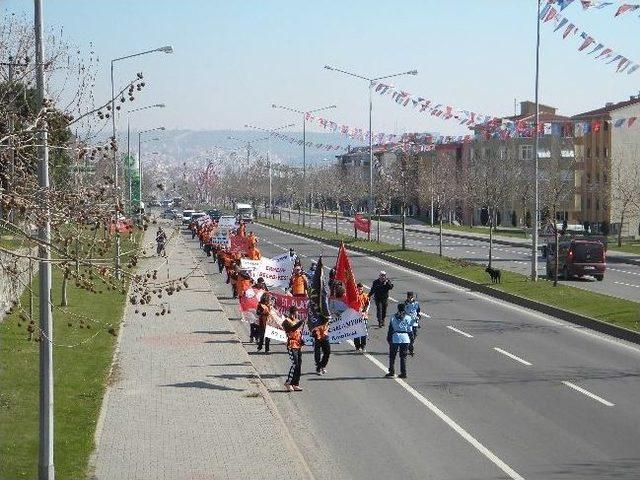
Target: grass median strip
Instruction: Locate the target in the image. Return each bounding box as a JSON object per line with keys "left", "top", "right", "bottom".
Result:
{"left": 259, "top": 217, "right": 640, "bottom": 332}
{"left": 0, "top": 234, "right": 138, "bottom": 479}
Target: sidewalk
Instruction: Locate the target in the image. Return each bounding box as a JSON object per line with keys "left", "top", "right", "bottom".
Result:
{"left": 90, "top": 225, "right": 312, "bottom": 480}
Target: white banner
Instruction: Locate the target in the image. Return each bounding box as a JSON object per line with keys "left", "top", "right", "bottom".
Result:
{"left": 211, "top": 231, "right": 230, "bottom": 247}
{"left": 218, "top": 215, "right": 237, "bottom": 230}
{"left": 265, "top": 307, "right": 366, "bottom": 344}
{"left": 240, "top": 255, "right": 294, "bottom": 289}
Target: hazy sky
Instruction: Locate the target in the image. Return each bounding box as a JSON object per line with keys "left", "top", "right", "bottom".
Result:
{"left": 3, "top": 0, "right": 640, "bottom": 138}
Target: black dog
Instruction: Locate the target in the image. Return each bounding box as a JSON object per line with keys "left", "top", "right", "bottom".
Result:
{"left": 485, "top": 266, "right": 501, "bottom": 283}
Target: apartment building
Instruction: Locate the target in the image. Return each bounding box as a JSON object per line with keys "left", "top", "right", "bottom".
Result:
{"left": 572, "top": 96, "right": 640, "bottom": 237}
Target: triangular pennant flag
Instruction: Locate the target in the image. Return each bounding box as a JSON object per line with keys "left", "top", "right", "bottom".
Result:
{"left": 563, "top": 23, "right": 576, "bottom": 38}
{"left": 554, "top": 17, "right": 569, "bottom": 31}
{"left": 628, "top": 117, "right": 637, "bottom": 127}
{"left": 628, "top": 64, "right": 640, "bottom": 74}
{"left": 545, "top": 6, "right": 559, "bottom": 21}
{"left": 615, "top": 4, "right": 640, "bottom": 16}
{"left": 557, "top": 0, "right": 576, "bottom": 10}
{"left": 595, "top": 47, "right": 613, "bottom": 59}
{"left": 578, "top": 33, "right": 595, "bottom": 51}
{"left": 588, "top": 43, "right": 604, "bottom": 55}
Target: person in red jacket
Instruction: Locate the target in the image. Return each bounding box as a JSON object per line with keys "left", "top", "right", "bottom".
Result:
{"left": 283, "top": 305, "right": 304, "bottom": 392}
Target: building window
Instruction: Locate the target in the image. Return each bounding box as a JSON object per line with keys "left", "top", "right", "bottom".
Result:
{"left": 587, "top": 147, "right": 591, "bottom": 159}
{"left": 596, "top": 198, "right": 600, "bottom": 210}
{"left": 604, "top": 147, "right": 608, "bottom": 158}
{"left": 596, "top": 172, "right": 600, "bottom": 183}
{"left": 595, "top": 146, "right": 599, "bottom": 158}
{"left": 520, "top": 145, "right": 533, "bottom": 160}
{"left": 603, "top": 173, "right": 608, "bottom": 184}
{"left": 604, "top": 121, "right": 609, "bottom": 131}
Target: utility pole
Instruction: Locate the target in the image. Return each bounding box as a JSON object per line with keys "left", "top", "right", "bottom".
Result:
{"left": 34, "top": 1, "right": 54, "bottom": 478}
{"left": 532, "top": 0, "right": 541, "bottom": 281}
{"left": 109, "top": 59, "right": 121, "bottom": 280}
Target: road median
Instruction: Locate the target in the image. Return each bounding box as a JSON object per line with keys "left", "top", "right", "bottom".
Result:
{"left": 258, "top": 217, "right": 640, "bottom": 345}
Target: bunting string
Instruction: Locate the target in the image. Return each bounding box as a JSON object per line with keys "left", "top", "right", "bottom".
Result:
{"left": 549, "top": 1, "right": 640, "bottom": 17}
{"left": 541, "top": 3, "right": 639, "bottom": 73}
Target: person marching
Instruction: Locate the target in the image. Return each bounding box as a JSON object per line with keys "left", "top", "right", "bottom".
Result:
{"left": 235, "top": 269, "right": 253, "bottom": 300}
{"left": 283, "top": 305, "right": 304, "bottom": 392}
{"left": 385, "top": 303, "right": 413, "bottom": 379}
{"left": 312, "top": 316, "right": 330, "bottom": 375}
{"left": 155, "top": 227, "right": 167, "bottom": 257}
{"left": 288, "top": 265, "right": 308, "bottom": 297}
{"left": 306, "top": 260, "right": 318, "bottom": 282}
{"left": 254, "top": 276, "right": 269, "bottom": 292}
{"left": 404, "top": 291, "right": 421, "bottom": 356}
{"left": 255, "top": 293, "right": 271, "bottom": 354}
{"left": 353, "top": 282, "right": 370, "bottom": 352}
{"left": 368, "top": 270, "right": 394, "bottom": 328}
{"left": 246, "top": 243, "right": 261, "bottom": 260}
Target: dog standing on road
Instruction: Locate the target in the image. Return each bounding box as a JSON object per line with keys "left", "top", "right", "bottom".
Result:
{"left": 485, "top": 265, "right": 501, "bottom": 283}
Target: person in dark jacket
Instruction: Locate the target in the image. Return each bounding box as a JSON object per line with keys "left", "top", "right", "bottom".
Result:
{"left": 386, "top": 303, "right": 412, "bottom": 378}
{"left": 312, "top": 319, "right": 330, "bottom": 375}
{"left": 368, "top": 270, "right": 394, "bottom": 327}
{"left": 283, "top": 306, "right": 304, "bottom": 392}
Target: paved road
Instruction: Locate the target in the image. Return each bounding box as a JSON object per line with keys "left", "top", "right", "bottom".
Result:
{"left": 190, "top": 222, "right": 640, "bottom": 480}
{"left": 270, "top": 210, "right": 640, "bottom": 302}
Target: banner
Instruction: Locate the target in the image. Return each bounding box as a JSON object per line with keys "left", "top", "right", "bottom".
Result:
{"left": 335, "top": 244, "right": 361, "bottom": 311}
{"left": 238, "top": 287, "right": 264, "bottom": 323}
{"left": 218, "top": 215, "right": 237, "bottom": 230}
{"left": 240, "top": 255, "right": 295, "bottom": 289}
{"left": 210, "top": 230, "right": 230, "bottom": 247}
{"left": 327, "top": 308, "right": 367, "bottom": 343}
{"left": 264, "top": 293, "right": 311, "bottom": 343}
{"left": 229, "top": 235, "right": 251, "bottom": 255}
{"left": 354, "top": 213, "right": 371, "bottom": 233}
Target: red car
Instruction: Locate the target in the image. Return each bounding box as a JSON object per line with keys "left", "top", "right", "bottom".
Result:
{"left": 546, "top": 239, "right": 606, "bottom": 281}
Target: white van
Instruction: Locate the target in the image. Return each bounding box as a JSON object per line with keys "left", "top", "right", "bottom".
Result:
{"left": 235, "top": 202, "right": 253, "bottom": 223}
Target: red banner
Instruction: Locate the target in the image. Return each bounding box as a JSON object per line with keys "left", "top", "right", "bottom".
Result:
{"left": 229, "top": 235, "right": 250, "bottom": 254}
{"left": 270, "top": 291, "right": 309, "bottom": 319}
{"left": 354, "top": 213, "right": 371, "bottom": 233}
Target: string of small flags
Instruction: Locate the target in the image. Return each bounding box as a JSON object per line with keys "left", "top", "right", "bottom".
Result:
{"left": 549, "top": 0, "right": 640, "bottom": 17}
{"left": 540, "top": 3, "right": 639, "bottom": 73}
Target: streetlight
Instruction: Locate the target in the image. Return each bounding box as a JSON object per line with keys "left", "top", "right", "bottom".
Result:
{"left": 271, "top": 103, "right": 336, "bottom": 227}
{"left": 227, "top": 135, "right": 271, "bottom": 164}
{"left": 324, "top": 65, "right": 417, "bottom": 240}
{"left": 110, "top": 45, "right": 173, "bottom": 278}
{"left": 138, "top": 127, "right": 165, "bottom": 216}
{"left": 244, "top": 123, "right": 295, "bottom": 215}
{"left": 532, "top": 0, "right": 541, "bottom": 281}
{"left": 126, "top": 104, "right": 166, "bottom": 212}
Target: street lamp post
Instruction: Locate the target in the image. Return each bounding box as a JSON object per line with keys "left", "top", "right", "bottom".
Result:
{"left": 271, "top": 103, "right": 336, "bottom": 227}
{"left": 532, "top": 0, "right": 541, "bottom": 281}
{"left": 127, "top": 104, "right": 165, "bottom": 213}
{"left": 244, "top": 123, "right": 295, "bottom": 215}
{"left": 110, "top": 45, "right": 172, "bottom": 278}
{"left": 324, "top": 65, "right": 417, "bottom": 240}
{"left": 138, "top": 127, "right": 165, "bottom": 216}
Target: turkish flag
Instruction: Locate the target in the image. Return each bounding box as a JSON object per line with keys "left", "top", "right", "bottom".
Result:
{"left": 354, "top": 213, "right": 371, "bottom": 233}
{"left": 334, "top": 243, "right": 361, "bottom": 311}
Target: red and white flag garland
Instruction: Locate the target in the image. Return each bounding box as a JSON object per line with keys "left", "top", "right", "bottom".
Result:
{"left": 541, "top": 3, "right": 639, "bottom": 73}
{"left": 548, "top": 0, "right": 640, "bottom": 17}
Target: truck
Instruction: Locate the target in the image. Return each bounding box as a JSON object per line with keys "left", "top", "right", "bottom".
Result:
{"left": 235, "top": 202, "right": 254, "bottom": 223}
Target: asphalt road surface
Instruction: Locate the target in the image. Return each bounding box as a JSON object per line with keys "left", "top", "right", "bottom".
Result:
{"left": 273, "top": 210, "right": 640, "bottom": 303}
{"left": 186, "top": 221, "right": 640, "bottom": 480}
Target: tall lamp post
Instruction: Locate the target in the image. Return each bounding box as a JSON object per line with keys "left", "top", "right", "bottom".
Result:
{"left": 244, "top": 123, "right": 295, "bottom": 214}
{"left": 110, "top": 44, "right": 173, "bottom": 278}
{"left": 532, "top": 0, "right": 541, "bottom": 281}
{"left": 324, "top": 65, "right": 417, "bottom": 240}
{"left": 227, "top": 135, "right": 271, "bottom": 214}
{"left": 271, "top": 103, "right": 336, "bottom": 227}
{"left": 138, "top": 127, "right": 165, "bottom": 216}
{"left": 126, "top": 104, "right": 165, "bottom": 213}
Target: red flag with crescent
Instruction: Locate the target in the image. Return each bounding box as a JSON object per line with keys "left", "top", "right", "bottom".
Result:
{"left": 335, "top": 242, "right": 361, "bottom": 311}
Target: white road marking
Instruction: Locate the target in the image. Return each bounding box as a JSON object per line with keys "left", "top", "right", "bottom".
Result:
{"left": 613, "top": 281, "right": 640, "bottom": 289}
{"left": 257, "top": 223, "right": 640, "bottom": 356}
{"left": 493, "top": 347, "right": 532, "bottom": 366}
{"left": 354, "top": 343, "right": 525, "bottom": 480}
{"left": 446, "top": 325, "right": 474, "bottom": 338}
{"left": 609, "top": 268, "right": 640, "bottom": 276}
{"left": 561, "top": 381, "right": 615, "bottom": 407}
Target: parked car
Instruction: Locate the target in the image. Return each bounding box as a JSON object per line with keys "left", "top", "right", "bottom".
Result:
{"left": 207, "top": 209, "right": 222, "bottom": 221}
{"left": 181, "top": 209, "right": 195, "bottom": 225}
{"left": 546, "top": 239, "right": 606, "bottom": 281}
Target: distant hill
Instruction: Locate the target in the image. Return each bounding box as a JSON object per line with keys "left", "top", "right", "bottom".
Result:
{"left": 140, "top": 129, "right": 360, "bottom": 166}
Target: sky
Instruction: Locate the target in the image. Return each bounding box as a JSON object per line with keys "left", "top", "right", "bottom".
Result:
{"left": 3, "top": 0, "right": 640, "bottom": 139}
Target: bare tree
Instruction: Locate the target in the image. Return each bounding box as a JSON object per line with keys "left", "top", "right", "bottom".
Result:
{"left": 610, "top": 151, "right": 640, "bottom": 247}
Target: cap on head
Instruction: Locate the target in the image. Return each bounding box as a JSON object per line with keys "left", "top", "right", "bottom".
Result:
{"left": 357, "top": 282, "right": 363, "bottom": 288}
{"left": 257, "top": 277, "right": 265, "bottom": 283}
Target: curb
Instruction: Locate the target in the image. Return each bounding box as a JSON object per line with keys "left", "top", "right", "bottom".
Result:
{"left": 258, "top": 220, "right": 640, "bottom": 346}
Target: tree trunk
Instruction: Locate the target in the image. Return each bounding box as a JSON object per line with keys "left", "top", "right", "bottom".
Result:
{"left": 335, "top": 211, "right": 339, "bottom": 235}
{"left": 488, "top": 208, "right": 494, "bottom": 268}
{"left": 321, "top": 209, "right": 325, "bottom": 231}
{"left": 297, "top": 206, "right": 301, "bottom": 226}
{"left": 401, "top": 205, "right": 406, "bottom": 250}
{"left": 554, "top": 222, "right": 559, "bottom": 287}
{"left": 377, "top": 211, "right": 381, "bottom": 243}
{"left": 439, "top": 211, "right": 443, "bottom": 257}
{"left": 288, "top": 208, "right": 291, "bottom": 223}
{"left": 618, "top": 209, "right": 625, "bottom": 247}
{"left": 61, "top": 272, "right": 68, "bottom": 307}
